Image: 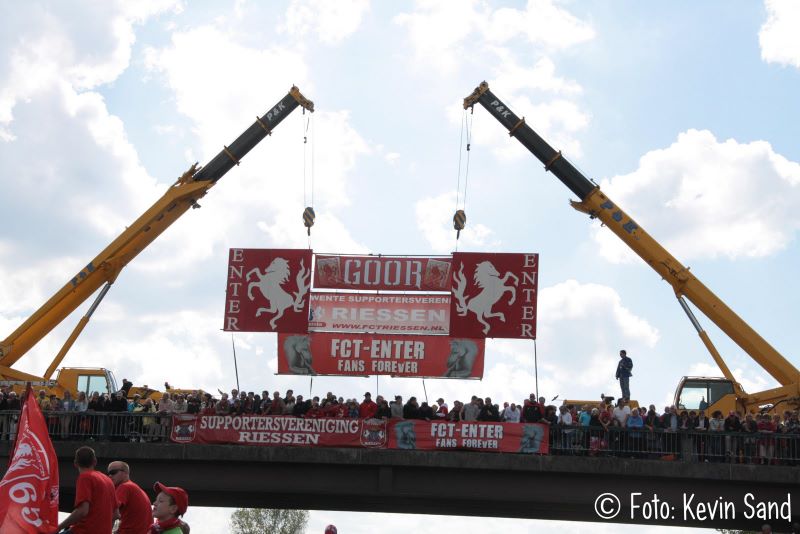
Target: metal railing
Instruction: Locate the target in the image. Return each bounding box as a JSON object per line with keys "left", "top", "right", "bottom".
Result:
{"left": 1, "top": 412, "right": 798, "bottom": 465}
{"left": 548, "top": 425, "right": 800, "bottom": 464}
{"left": 0, "top": 410, "right": 174, "bottom": 443}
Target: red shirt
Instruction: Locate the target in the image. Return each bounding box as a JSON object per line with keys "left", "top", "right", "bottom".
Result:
{"left": 73, "top": 470, "right": 119, "bottom": 534}
{"left": 116, "top": 480, "right": 153, "bottom": 534}
{"left": 359, "top": 400, "right": 378, "bottom": 419}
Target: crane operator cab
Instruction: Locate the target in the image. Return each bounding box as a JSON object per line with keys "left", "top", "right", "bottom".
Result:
{"left": 674, "top": 376, "right": 736, "bottom": 414}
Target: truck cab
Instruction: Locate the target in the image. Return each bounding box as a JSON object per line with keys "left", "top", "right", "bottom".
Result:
{"left": 674, "top": 376, "right": 737, "bottom": 414}
{"left": 56, "top": 367, "right": 119, "bottom": 397}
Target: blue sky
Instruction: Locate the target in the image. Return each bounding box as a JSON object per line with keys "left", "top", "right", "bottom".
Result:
{"left": 2, "top": 1, "right": 799, "bottom": 532}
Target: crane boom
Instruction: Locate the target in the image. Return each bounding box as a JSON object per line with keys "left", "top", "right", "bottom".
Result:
{"left": 0, "top": 86, "right": 313, "bottom": 372}
{"left": 464, "top": 81, "right": 799, "bottom": 394}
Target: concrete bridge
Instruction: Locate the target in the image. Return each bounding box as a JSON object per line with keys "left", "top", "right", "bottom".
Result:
{"left": 1, "top": 441, "right": 799, "bottom": 531}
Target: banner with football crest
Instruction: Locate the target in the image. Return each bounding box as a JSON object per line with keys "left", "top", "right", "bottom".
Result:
{"left": 171, "top": 415, "right": 549, "bottom": 454}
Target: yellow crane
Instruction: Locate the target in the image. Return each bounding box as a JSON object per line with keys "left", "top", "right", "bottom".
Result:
{"left": 0, "top": 86, "right": 313, "bottom": 398}
{"left": 464, "top": 81, "right": 799, "bottom": 415}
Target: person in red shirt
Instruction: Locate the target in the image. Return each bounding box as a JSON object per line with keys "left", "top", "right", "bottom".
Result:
{"left": 359, "top": 392, "right": 378, "bottom": 419}
{"left": 57, "top": 446, "right": 119, "bottom": 533}
{"left": 107, "top": 460, "right": 152, "bottom": 534}
{"left": 436, "top": 398, "right": 449, "bottom": 418}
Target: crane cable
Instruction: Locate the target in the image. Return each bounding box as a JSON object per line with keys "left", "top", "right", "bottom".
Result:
{"left": 302, "top": 107, "right": 315, "bottom": 242}
{"left": 453, "top": 108, "right": 473, "bottom": 249}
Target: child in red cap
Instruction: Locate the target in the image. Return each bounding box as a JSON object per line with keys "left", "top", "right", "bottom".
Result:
{"left": 149, "top": 482, "right": 190, "bottom": 534}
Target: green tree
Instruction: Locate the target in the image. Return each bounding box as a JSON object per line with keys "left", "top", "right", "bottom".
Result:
{"left": 230, "top": 508, "right": 308, "bottom": 534}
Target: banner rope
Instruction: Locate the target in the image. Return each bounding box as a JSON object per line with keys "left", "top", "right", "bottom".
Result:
{"left": 302, "top": 108, "right": 315, "bottom": 241}
{"left": 453, "top": 108, "right": 474, "bottom": 248}
{"left": 534, "top": 338, "right": 539, "bottom": 402}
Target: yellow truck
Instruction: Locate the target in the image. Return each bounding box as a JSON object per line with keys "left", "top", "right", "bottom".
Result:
{"left": 0, "top": 87, "right": 313, "bottom": 399}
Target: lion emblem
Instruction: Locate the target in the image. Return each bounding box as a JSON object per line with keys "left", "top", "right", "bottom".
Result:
{"left": 452, "top": 261, "right": 518, "bottom": 334}
{"left": 247, "top": 257, "right": 311, "bottom": 329}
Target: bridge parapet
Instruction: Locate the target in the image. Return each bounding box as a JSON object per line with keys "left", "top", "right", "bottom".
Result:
{"left": 1, "top": 440, "right": 798, "bottom": 530}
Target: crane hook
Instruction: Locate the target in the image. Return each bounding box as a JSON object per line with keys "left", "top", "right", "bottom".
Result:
{"left": 303, "top": 206, "right": 316, "bottom": 236}
{"left": 453, "top": 209, "right": 466, "bottom": 240}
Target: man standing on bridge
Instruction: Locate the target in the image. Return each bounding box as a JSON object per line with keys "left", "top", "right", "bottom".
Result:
{"left": 107, "top": 460, "right": 151, "bottom": 534}
{"left": 615, "top": 349, "right": 633, "bottom": 401}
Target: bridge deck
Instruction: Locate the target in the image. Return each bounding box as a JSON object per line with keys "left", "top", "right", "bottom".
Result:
{"left": 2, "top": 441, "right": 798, "bottom": 530}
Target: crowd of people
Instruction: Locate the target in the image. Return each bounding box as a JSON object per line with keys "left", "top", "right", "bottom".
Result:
{"left": 550, "top": 397, "right": 800, "bottom": 464}
{"left": 2, "top": 383, "right": 800, "bottom": 464}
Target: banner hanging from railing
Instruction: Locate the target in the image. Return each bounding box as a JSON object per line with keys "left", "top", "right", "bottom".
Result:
{"left": 277, "top": 332, "right": 484, "bottom": 377}
{"left": 171, "top": 415, "right": 549, "bottom": 454}
{"left": 308, "top": 292, "right": 450, "bottom": 334}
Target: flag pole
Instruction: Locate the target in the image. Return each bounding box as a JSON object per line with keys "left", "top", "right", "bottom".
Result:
{"left": 8, "top": 382, "right": 32, "bottom": 461}
{"left": 231, "top": 334, "right": 241, "bottom": 392}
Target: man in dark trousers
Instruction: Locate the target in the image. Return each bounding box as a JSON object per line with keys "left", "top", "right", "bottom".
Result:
{"left": 616, "top": 349, "right": 633, "bottom": 400}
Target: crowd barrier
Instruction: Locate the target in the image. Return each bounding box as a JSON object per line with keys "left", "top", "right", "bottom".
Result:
{"left": 0, "top": 411, "right": 798, "bottom": 464}
{"left": 548, "top": 425, "right": 800, "bottom": 464}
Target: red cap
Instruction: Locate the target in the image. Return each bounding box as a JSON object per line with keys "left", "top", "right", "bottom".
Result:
{"left": 325, "top": 526, "right": 337, "bottom": 534}
{"left": 154, "top": 482, "right": 188, "bottom": 517}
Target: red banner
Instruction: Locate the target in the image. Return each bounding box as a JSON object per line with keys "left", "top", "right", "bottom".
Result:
{"left": 309, "top": 292, "right": 450, "bottom": 334}
{"left": 0, "top": 391, "right": 59, "bottom": 533}
{"left": 171, "top": 415, "right": 549, "bottom": 454}
{"left": 277, "top": 333, "right": 484, "bottom": 377}
{"left": 449, "top": 252, "right": 539, "bottom": 339}
{"left": 223, "top": 249, "right": 312, "bottom": 333}
{"left": 313, "top": 255, "right": 452, "bottom": 292}
{"left": 389, "top": 420, "right": 549, "bottom": 453}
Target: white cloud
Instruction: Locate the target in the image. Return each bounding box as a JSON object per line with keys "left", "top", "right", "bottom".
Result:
{"left": 493, "top": 55, "right": 583, "bottom": 95}
{"left": 256, "top": 209, "right": 369, "bottom": 253}
{"left": 415, "top": 191, "right": 500, "bottom": 253}
{"left": 0, "top": 1, "right": 181, "bottom": 139}
{"left": 395, "top": 0, "right": 594, "bottom": 74}
{"left": 759, "top": 0, "right": 800, "bottom": 68}
{"left": 532, "top": 279, "right": 660, "bottom": 399}
{"left": 393, "top": 1, "right": 480, "bottom": 75}
{"left": 484, "top": 0, "right": 595, "bottom": 49}
{"left": 396, "top": 1, "right": 593, "bottom": 159}
{"left": 139, "top": 26, "right": 370, "bottom": 272}
{"left": 593, "top": 129, "right": 800, "bottom": 263}
{"left": 282, "top": 0, "right": 370, "bottom": 44}
{"left": 540, "top": 280, "right": 660, "bottom": 346}
{"left": 143, "top": 25, "right": 309, "bottom": 149}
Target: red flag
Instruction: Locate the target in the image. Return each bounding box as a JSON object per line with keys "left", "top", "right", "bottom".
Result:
{"left": 0, "top": 388, "right": 59, "bottom": 533}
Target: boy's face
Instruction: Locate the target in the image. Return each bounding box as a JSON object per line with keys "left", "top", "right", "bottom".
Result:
{"left": 152, "top": 491, "right": 177, "bottom": 521}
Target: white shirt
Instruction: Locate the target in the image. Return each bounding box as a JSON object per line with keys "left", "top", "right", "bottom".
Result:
{"left": 613, "top": 405, "right": 631, "bottom": 425}
{"left": 503, "top": 407, "right": 521, "bottom": 423}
